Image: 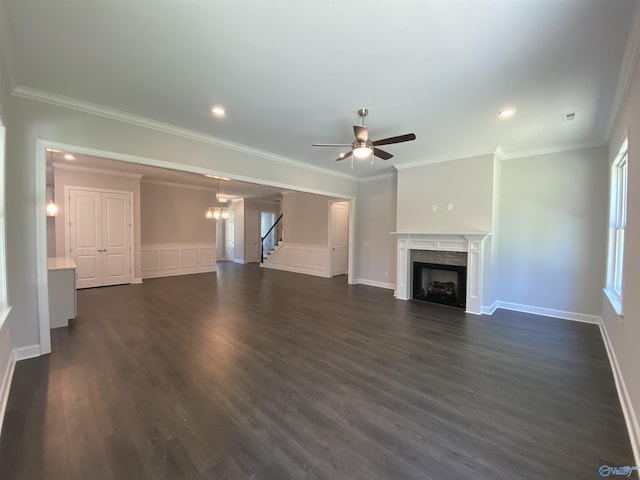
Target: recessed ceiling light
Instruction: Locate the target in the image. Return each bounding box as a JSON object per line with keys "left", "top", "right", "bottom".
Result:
{"left": 64, "top": 154, "right": 75, "bottom": 160}
{"left": 498, "top": 108, "right": 516, "bottom": 119}
{"left": 211, "top": 105, "right": 226, "bottom": 117}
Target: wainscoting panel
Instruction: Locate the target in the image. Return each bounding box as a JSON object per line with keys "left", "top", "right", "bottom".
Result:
{"left": 261, "top": 242, "right": 330, "bottom": 278}
{"left": 141, "top": 243, "right": 217, "bottom": 279}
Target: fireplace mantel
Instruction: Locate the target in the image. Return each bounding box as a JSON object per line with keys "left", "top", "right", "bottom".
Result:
{"left": 391, "top": 232, "right": 491, "bottom": 314}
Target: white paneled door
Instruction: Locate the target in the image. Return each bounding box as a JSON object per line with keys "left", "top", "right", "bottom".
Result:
{"left": 330, "top": 201, "right": 349, "bottom": 276}
{"left": 245, "top": 209, "right": 261, "bottom": 263}
{"left": 68, "top": 188, "right": 133, "bottom": 288}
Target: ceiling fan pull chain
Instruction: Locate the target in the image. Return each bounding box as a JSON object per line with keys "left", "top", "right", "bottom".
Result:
{"left": 351, "top": 156, "right": 354, "bottom": 170}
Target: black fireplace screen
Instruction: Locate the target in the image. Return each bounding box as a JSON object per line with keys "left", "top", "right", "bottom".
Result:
{"left": 413, "top": 262, "right": 466, "bottom": 308}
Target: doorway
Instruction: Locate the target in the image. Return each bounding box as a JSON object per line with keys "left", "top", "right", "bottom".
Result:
{"left": 245, "top": 209, "right": 261, "bottom": 263}
{"left": 261, "top": 211, "right": 276, "bottom": 259}
{"left": 35, "top": 140, "right": 356, "bottom": 356}
{"left": 329, "top": 201, "right": 349, "bottom": 276}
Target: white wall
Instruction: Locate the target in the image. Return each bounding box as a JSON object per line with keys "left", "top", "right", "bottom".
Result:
{"left": 604, "top": 29, "right": 640, "bottom": 460}
{"left": 494, "top": 146, "right": 609, "bottom": 316}
{"left": 396, "top": 153, "right": 495, "bottom": 233}
{"left": 356, "top": 174, "right": 397, "bottom": 288}
{"left": 281, "top": 191, "right": 330, "bottom": 245}
{"left": 3, "top": 96, "right": 358, "bottom": 352}
{"left": 231, "top": 199, "right": 245, "bottom": 263}
{"left": 141, "top": 181, "right": 216, "bottom": 244}
{"left": 0, "top": 57, "right": 13, "bottom": 431}
{"left": 53, "top": 165, "right": 142, "bottom": 279}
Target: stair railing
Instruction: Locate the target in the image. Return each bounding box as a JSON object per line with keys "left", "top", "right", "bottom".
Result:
{"left": 261, "top": 214, "right": 283, "bottom": 263}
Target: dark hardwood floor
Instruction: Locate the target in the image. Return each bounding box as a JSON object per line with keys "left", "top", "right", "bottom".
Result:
{"left": 0, "top": 263, "right": 634, "bottom": 479}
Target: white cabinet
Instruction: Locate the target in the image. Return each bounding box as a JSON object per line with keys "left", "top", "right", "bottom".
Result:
{"left": 47, "top": 257, "right": 77, "bottom": 329}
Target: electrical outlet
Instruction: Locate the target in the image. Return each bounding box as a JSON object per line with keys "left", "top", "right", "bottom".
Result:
{"left": 447, "top": 203, "right": 453, "bottom": 211}
{"left": 431, "top": 204, "right": 437, "bottom": 212}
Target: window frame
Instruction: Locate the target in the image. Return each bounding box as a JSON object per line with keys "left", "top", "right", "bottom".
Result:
{"left": 605, "top": 138, "right": 628, "bottom": 316}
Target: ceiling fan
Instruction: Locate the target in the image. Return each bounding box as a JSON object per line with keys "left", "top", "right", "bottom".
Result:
{"left": 313, "top": 108, "right": 416, "bottom": 166}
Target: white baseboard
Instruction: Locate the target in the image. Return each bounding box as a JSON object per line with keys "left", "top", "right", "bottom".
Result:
{"left": 233, "top": 259, "right": 247, "bottom": 264}
{"left": 495, "top": 301, "right": 601, "bottom": 324}
{"left": 599, "top": 322, "right": 640, "bottom": 470}
{"left": 354, "top": 278, "right": 395, "bottom": 290}
{"left": 0, "top": 350, "right": 16, "bottom": 438}
{"left": 482, "top": 301, "right": 498, "bottom": 315}
{"left": 13, "top": 345, "right": 42, "bottom": 361}
{"left": 133, "top": 277, "right": 143, "bottom": 284}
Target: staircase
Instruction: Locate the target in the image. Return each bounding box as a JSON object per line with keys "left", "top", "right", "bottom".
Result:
{"left": 260, "top": 214, "right": 283, "bottom": 263}
{"left": 262, "top": 240, "right": 284, "bottom": 263}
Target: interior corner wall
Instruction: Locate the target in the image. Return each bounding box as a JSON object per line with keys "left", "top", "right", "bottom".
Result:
{"left": 396, "top": 153, "right": 495, "bottom": 233}
{"left": 53, "top": 167, "right": 142, "bottom": 279}
{"left": 603, "top": 33, "right": 640, "bottom": 460}
{"left": 494, "top": 146, "right": 609, "bottom": 316}
{"left": 281, "top": 192, "right": 330, "bottom": 245}
{"left": 141, "top": 182, "right": 216, "bottom": 244}
{"left": 356, "top": 174, "right": 397, "bottom": 287}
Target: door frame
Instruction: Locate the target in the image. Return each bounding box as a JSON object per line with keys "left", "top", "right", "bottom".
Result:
{"left": 64, "top": 185, "right": 135, "bottom": 286}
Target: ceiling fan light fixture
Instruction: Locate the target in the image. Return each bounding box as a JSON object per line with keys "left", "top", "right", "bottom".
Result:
{"left": 353, "top": 145, "right": 372, "bottom": 159}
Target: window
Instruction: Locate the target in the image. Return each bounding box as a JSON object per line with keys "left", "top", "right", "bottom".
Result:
{"left": 605, "top": 138, "right": 628, "bottom": 315}
{"left": 0, "top": 120, "right": 9, "bottom": 328}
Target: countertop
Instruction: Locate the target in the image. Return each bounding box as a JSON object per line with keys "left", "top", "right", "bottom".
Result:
{"left": 47, "top": 257, "right": 77, "bottom": 271}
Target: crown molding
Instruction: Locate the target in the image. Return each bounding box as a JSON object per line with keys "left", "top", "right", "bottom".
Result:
{"left": 53, "top": 162, "right": 143, "bottom": 179}
{"left": 494, "top": 140, "right": 607, "bottom": 161}
{"left": 493, "top": 147, "right": 506, "bottom": 162}
{"left": 12, "top": 85, "right": 359, "bottom": 182}
{"left": 606, "top": 2, "right": 640, "bottom": 140}
{"left": 394, "top": 150, "right": 494, "bottom": 171}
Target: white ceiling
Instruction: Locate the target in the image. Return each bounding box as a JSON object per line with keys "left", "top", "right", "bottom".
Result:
{"left": 3, "top": 0, "right": 638, "bottom": 178}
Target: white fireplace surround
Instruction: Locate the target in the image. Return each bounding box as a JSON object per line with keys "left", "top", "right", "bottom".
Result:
{"left": 391, "top": 232, "right": 491, "bottom": 315}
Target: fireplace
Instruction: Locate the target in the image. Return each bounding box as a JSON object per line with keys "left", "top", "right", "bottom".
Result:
{"left": 413, "top": 262, "right": 466, "bottom": 308}
{"left": 391, "top": 232, "right": 490, "bottom": 315}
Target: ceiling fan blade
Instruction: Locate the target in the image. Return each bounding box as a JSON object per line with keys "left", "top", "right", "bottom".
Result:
{"left": 313, "top": 143, "right": 352, "bottom": 147}
{"left": 353, "top": 125, "right": 368, "bottom": 142}
{"left": 372, "top": 133, "right": 416, "bottom": 146}
{"left": 373, "top": 148, "right": 394, "bottom": 160}
{"left": 335, "top": 151, "right": 353, "bottom": 162}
